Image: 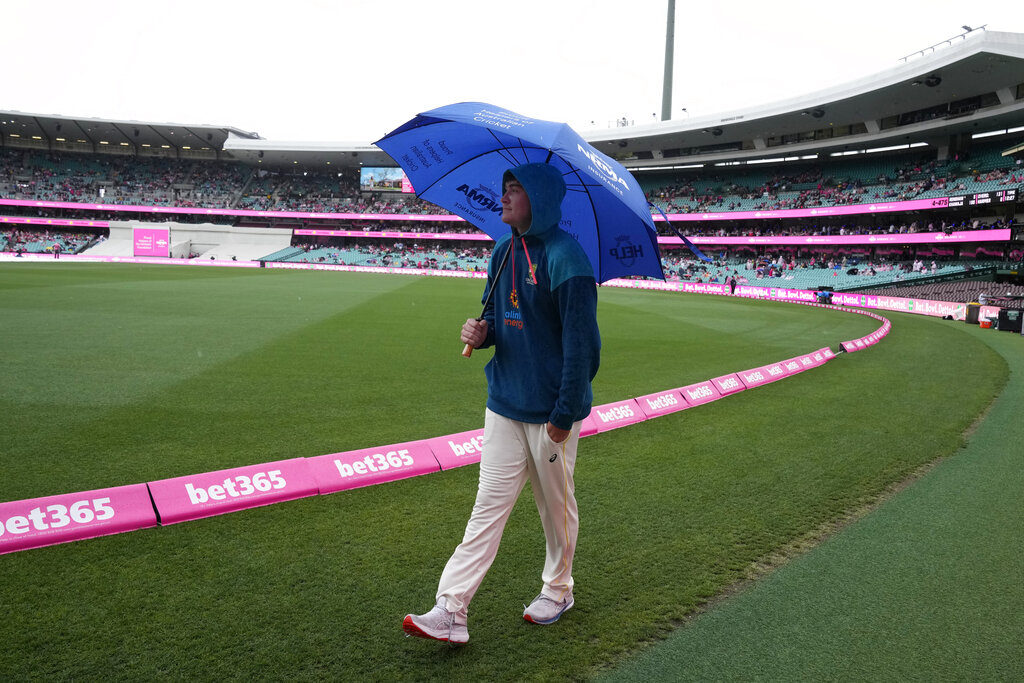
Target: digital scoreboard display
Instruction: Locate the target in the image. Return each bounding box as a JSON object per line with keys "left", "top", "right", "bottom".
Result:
{"left": 359, "top": 167, "right": 413, "bottom": 193}
{"left": 947, "top": 188, "right": 1017, "bottom": 208}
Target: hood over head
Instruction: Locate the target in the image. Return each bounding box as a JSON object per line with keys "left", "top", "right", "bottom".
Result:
{"left": 502, "top": 162, "right": 566, "bottom": 237}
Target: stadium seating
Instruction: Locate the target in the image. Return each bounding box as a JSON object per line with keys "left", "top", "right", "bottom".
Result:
{"left": 864, "top": 279, "right": 1024, "bottom": 303}
{"left": 3, "top": 139, "right": 1019, "bottom": 220}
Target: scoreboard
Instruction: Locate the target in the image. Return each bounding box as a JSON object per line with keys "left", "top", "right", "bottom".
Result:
{"left": 946, "top": 187, "right": 1017, "bottom": 208}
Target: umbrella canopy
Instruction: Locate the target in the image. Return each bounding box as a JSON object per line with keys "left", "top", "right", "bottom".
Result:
{"left": 375, "top": 102, "right": 664, "bottom": 283}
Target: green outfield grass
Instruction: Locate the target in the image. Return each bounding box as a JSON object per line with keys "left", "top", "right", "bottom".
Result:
{"left": 0, "top": 263, "right": 1007, "bottom": 681}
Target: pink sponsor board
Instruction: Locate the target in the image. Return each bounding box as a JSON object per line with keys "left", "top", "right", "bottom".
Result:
{"left": 0, "top": 197, "right": 467, "bottom": 223}
{"left": 580, "top": 413, "right": 599, "bottom": 437}
{"left": 1, "top": 215, "right": 109, "bottom": 228}
{"left": 132, "top": 227, "right": 170, "bottom": 257}
{"left": 635, "top": 389, "right": 690, "bottom": 419}
{"left": 588, "top": 399, "right": 646, "bottom": 433}
{"left": 308, "top": 440, "right": 440, "bottom": 495}
{"left": 841, "top": 338, "right": 869, "bottom": 353}
{"left": 427, "top": 428, "right": 486, "bottom": 470}
{"left": 679, "top": 282, "right": 728, "bottom": 296}
{"left": 780, "top": 357, "right": 804, "bottom": 375}
{"left": 711, "top": 373, "right": 745, "bottom": 396}
{"left": 294, "top": 228, "right": 490, "bottom": 241}
{"left": 0, "top": 483, "right": 157, "bottom": 555}
{"left": 737, "top": 362, "right": 790, "bottom": 389}
{"left": 657, "top": 228, "right": 1011, "bottom": 244}
{"left": 149, "top": 458, "right": 318, "bottom": 525}
{"left": 784, "top": 352, "right": 826, "bottom": 370}
{"left": 679, "top": 379, "right": 722, "bottom": 407}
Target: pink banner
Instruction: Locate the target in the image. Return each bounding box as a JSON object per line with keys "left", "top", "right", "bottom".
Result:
{"left": 1, "top": 215, "right": 109, "bottom": 228}
{"left": 588, "top": 400, "right": 646, "bottom": 433}
{"left": 295, "top": 228, "right": 491, "bottom": 241}
{"left": 307, "top": 440, "right": 440, "bottom": 495}
{"left": 661, "top": 197, "right": 962, "bottom": 222}
{"left": 427, "top": 429, "right": 485, "bottom": 470}
{"left": 680, "top": 282, "right": 729, "bottom": 295}
{"left": 0, "top": 198, "right": 465, "bottom": 222}
{"left": 658, "top": 229, "right": 1011, "bottom": 245}
{"left": 735, "top": 286, "right": 817, "bottom": 302}
{"left": 679, "top": 380, "right": 723, "bottom": 407}
{"left": 711, "top": 373, "right": 745, "bottom": 396}
{"left": 0, "top": 483, "right": 157, "bottom": 555}
{"left": 635, "top": 389, "right": 690, "bottom": 419}
{"left": 132, "top": 227, "right": 170, "bottom": 257}
{"left": 148, "top": 458, "right": 318, "bottom": 525}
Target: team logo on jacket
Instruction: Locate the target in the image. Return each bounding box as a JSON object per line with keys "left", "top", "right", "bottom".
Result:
{"left": 609, "top": 235, "right": 642, "bottom": 267}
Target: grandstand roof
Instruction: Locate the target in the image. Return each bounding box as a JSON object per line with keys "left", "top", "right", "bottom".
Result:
{"left": 592, "top": 30, "right": 1024, "bottom": 171}
{"left": 2, "top": 30, "right": 1022, "bottom": 173}
{"left": 0, "top": 112, "right": 259, "bottom": 157}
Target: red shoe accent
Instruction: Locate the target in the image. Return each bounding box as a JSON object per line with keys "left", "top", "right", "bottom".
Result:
{"left": 403, "top": 615, "right": 445, "bottom": 641}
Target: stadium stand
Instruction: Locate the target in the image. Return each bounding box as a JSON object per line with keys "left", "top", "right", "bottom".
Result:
{"left": 1, "top": 30, "right": 1021, "bottom": 279}
{"left": 2, "top": 140, "right": 1019, "bottom": 225}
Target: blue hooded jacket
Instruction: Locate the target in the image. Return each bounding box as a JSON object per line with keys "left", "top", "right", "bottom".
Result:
{"left": 478, "top": 162, "right": 601, "bottom": 430}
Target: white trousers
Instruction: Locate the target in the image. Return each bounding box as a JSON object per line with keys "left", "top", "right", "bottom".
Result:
{"left": 436, "top": 408, "right": 580, "bottom": 618}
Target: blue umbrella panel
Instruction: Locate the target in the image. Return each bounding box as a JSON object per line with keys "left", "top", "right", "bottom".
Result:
{"left": 375, "top": 102, "right": 665, "bottom": 283}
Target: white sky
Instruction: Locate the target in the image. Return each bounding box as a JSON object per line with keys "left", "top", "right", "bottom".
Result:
{"left": 5, "top": 1, "right": 1021, "bottom": 143}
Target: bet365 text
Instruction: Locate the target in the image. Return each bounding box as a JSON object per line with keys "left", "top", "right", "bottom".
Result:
{"left": 1, "top": 498, "right": 114, "bottom": 535}
{"left": 185, "top": 471, "right": 286, "bottom": 505}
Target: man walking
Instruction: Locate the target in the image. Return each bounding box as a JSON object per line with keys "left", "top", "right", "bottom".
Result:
{"left": 403, "top": 162, "right": 601, "bottom": 644}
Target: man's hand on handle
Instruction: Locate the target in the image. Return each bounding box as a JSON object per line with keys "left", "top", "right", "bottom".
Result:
{"left": 461, "top": 318, "right": 488, "bottom": 357}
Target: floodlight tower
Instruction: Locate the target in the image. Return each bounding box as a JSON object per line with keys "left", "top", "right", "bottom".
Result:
{"left": 661, "top": 0, "right": 675, "bottom": 121}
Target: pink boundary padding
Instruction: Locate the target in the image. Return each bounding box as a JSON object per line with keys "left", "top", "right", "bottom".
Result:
{"left": 679, "top": 379, "right": 723, "bottom": 407}
{"left": 308, "top": 440, "right": 440, "bottom": 495}
{"left": 588, "top": 399, "right": 646, "bottom": 433}
{"left": 711, "top": 373, "right": 745, "bottom": 396}
{"left": 737, "top": 363, "right": 788, "bottom": 390}
{"left": 148, "top": 457, "right": 318, "bottom": 525}
{"left": 635, "top": 389, "right": 690, "bottom": 419}
{"left": 427, "top": 429, "right": 486, "bottom": 470}
{"left": 580, "top": 414, "right": 599, "bottom": 437}
{"left": 0, "top": 483, "right": 156, "bottom": 555}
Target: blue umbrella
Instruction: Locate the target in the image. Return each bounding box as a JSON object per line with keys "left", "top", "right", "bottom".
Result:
{"left": 375, "top": 102, "right": 666, "bottom": 283}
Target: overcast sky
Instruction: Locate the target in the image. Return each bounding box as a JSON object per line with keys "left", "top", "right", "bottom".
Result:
{"left": 5, "top": 1, "right": 1021, "bottom": 143}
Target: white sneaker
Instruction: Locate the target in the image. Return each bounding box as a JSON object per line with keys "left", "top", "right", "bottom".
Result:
{"left": 523, "top": 591, "right": 574, "bottom": 624}
{"left": 403, "top": 599, "right": 469, "bottom": 644}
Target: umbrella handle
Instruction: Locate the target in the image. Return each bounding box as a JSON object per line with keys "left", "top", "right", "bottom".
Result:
{"left": 461, "top": 240, "right": 514, "bottom": 360}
